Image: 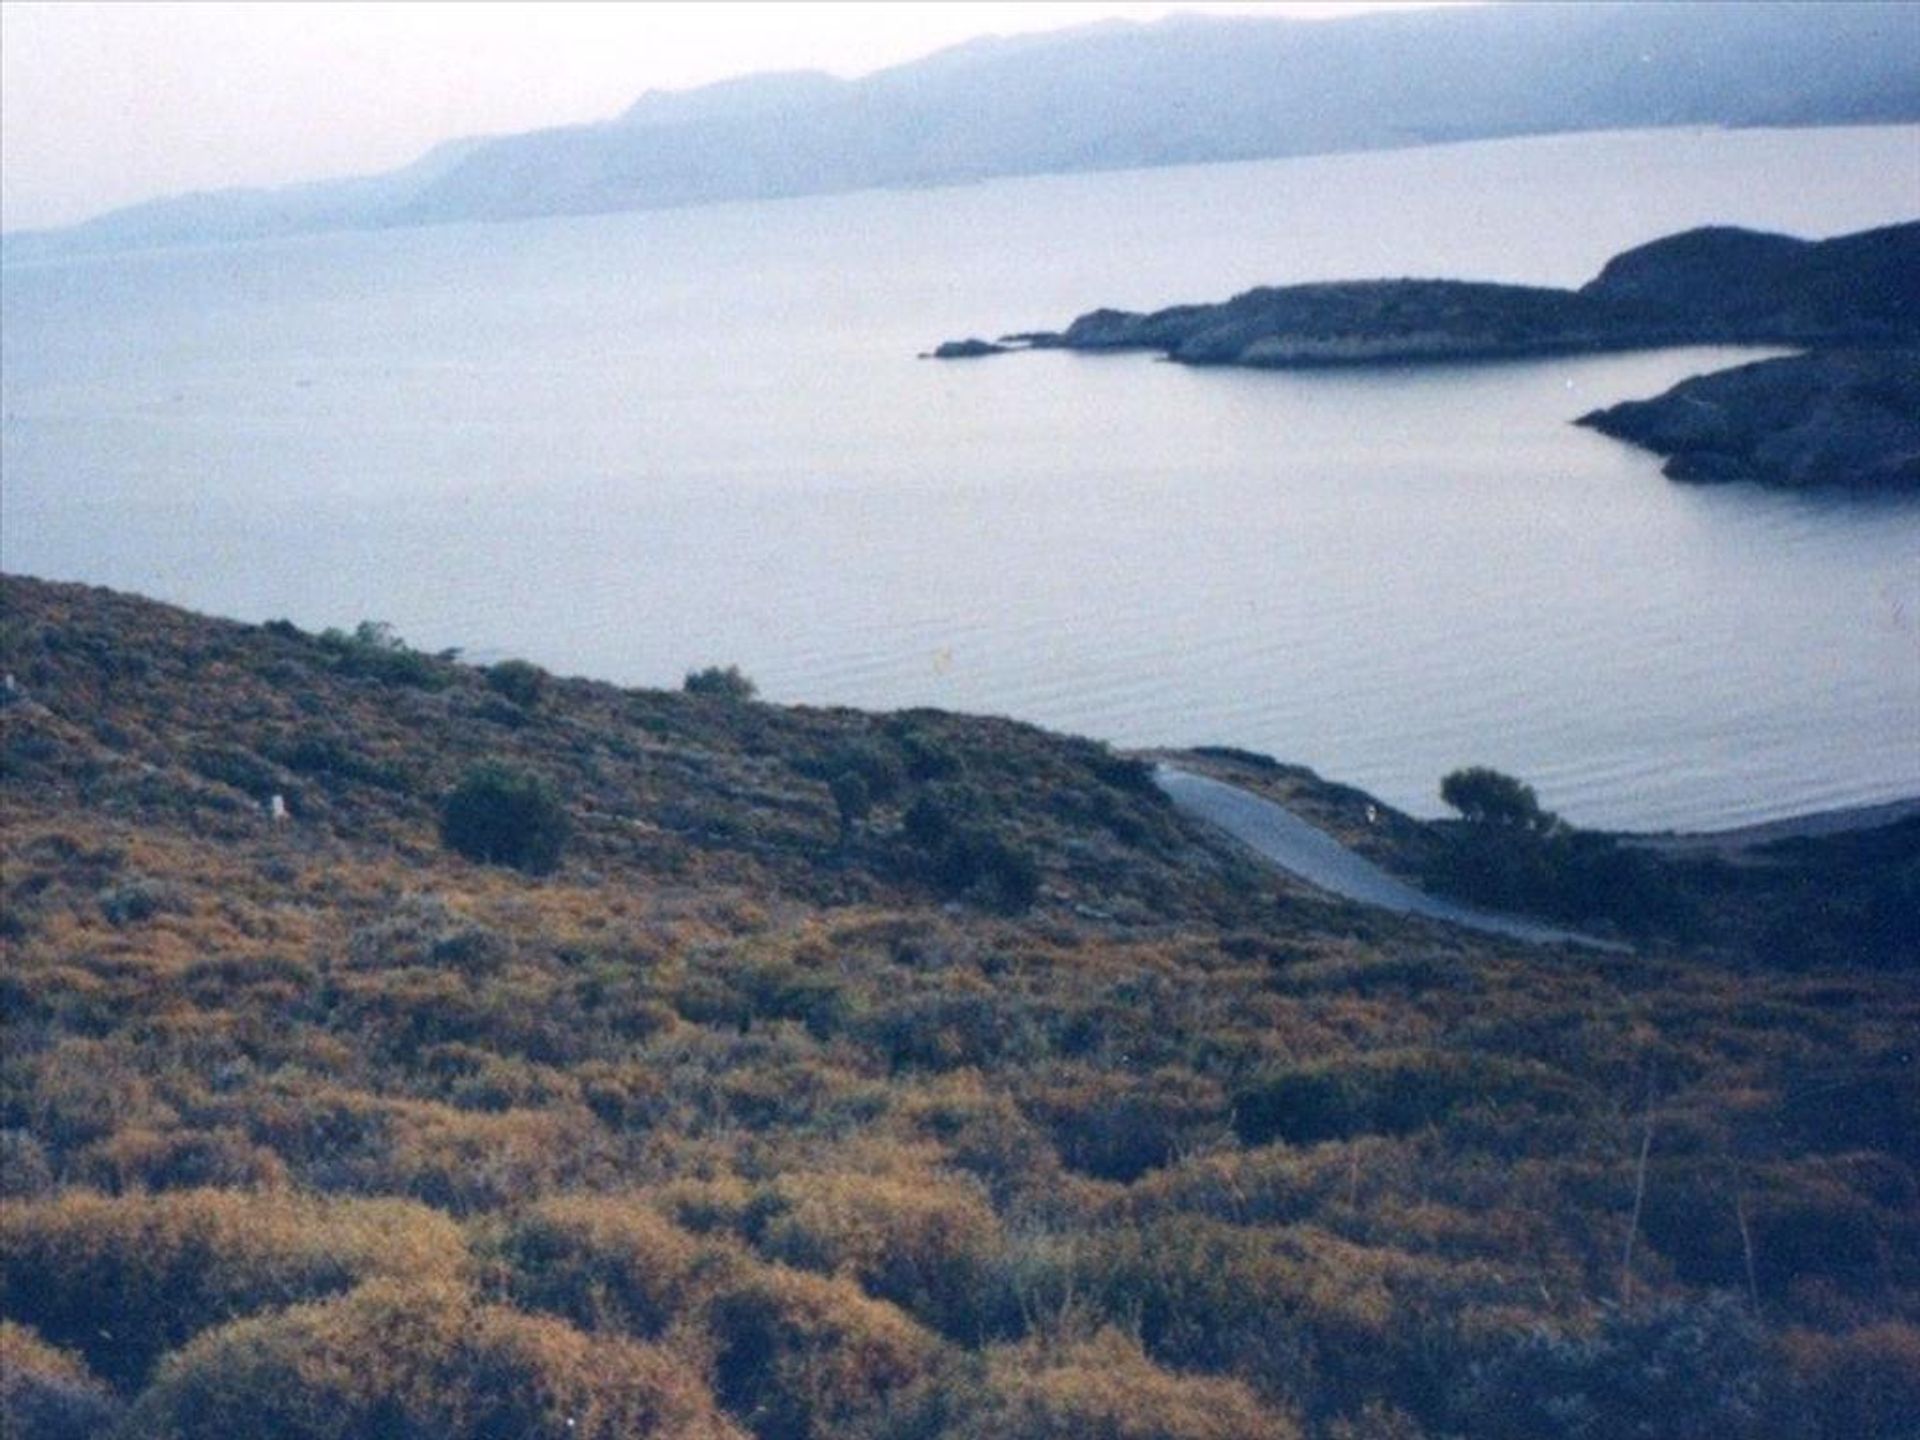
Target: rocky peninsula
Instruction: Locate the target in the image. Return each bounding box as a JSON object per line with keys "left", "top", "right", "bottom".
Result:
{"left": 1578, "top": 349, "right": 1920, "bottom": 488}
{"left": 933, "top": 221, "right": 1919, "bottom": 487}
{"left": 943, "top": 222, "right": 1918, "bottom": 367}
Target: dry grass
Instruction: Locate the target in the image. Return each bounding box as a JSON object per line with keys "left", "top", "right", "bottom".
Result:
{"left": 3, "top": 574, "right": 1916, "bottom": 1439}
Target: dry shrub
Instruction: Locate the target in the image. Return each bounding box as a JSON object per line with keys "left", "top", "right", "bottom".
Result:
{"left": 1127, "top": 1136, "right": 1412, "bottom": 1226}
{"left": 228, "top": 1081, "right": 393, "bottom": 1182}
{"left": 1232, "top": 1050, "right": 1580, "bottom": 1148}
{"left": 859, "top": 986, "right": 1046, "bottom": 1072}
{"left": 235, "top": 1090, "right": 606, "bottom": 1213}
{"left": 703, "top": 1262, "right": 941, "bottom": 1440}
{"left": 1636, "top": 1154, "right": 1913, "bottom": 1302}
{"left": 235, "top": 1085, "right": 604, "bottom": 1211}
{"left": 754, "top": 1169, "right": 1009, "bottom": 1338}
{"left": 961, "top": 1327, "right": 1301, "bottom": 1440}
{"left": 576, "top": 1058, "right": 672, "bottom": 1129}
{"left": 649, "top": 1174, "right": 759, "bottom": 1235}
{"left": 73, "top": 1124, "right": 289, "bottom": 1193}
{"left": 0, "top": 1188, "right": 465, "bottom": 1390}
{"left": 26, "top": 1040, "right": 171, "bottom": 1152}
{"left": 1061, "top": 1217, "right": 1509, "bottom": 1414}
{"left": 496, "top": 1194, "right": 730, "bottom": 1337}
{"left": 380, "top": 1101, "right": 605, "bottom": 1212}
{"left": 124, "top": 1279, "right": 744, "bottom": 1440}
{"left": 1020, "top": 1065, "right": 1227, "bottom": 1182}
{"left": 0, "top": 1129, "right": 56, "bottom": 1199}
{"left": 1326, "top": 1401, "right": 1430, "bottom": 1440}
{"left": 0, "top": 1321, "right": 120, "bottom": 1440}
{"left": 899, "top": 1075, "right": 1059, "bottom": 1203}
{"left": 345, "top": 893, "right": 512, "bottom": 974}
{"left": 419, "top": 1043, "right": 581, "bottom": 1113}
{"left": 1781, "top": 1322, "right": 1920, "bottom": 1440}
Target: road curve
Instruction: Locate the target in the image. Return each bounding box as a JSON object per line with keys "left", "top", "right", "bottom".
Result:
{"left": 1154, "top": 765, "right": 1629, "bottom": 951}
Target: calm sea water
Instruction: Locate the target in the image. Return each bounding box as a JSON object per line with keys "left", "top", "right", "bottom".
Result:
{"left": 4, "top": 126, "right": 1917, "bottom": 830}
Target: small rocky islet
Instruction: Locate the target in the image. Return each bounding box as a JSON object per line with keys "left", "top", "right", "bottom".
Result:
{"left": 932, "top": 221, "right": 1920, "bottom": 489}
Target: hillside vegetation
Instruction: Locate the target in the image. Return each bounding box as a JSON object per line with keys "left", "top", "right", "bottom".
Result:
{"left": 2, "top": 574, "right": 1916, "bottom": 1439}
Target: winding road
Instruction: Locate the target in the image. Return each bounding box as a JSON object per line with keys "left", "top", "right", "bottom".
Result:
{"left": 1154, "top": 765, "right": 1630, "bottom": 951}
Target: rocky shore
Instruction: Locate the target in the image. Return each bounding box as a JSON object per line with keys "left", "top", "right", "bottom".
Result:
{"left": 931, "top": 221, "right": 1920, "bottom": 487}
{"left": 1577, "top": 349, "right": 1920, "bottom": 488}
{"left": 936, "top": 222, "right": 1918, "bottom": 368}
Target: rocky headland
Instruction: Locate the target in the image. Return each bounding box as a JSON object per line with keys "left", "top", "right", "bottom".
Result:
{"left": 922, "top": 337, "right": 1010, "bottom": 359}
{"left": 943, "top": 222, "right": 1919, "bottom": 367}
{"left": 1578, "top": 348, "right": 1920, "bottom": 488}
{"left": 933, "top": 221, "right": 1920, "bottom": 487}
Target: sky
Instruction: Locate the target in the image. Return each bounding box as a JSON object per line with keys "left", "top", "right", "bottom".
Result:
{"left": 0, "top": 1, "right": 1466, "bottom": 232}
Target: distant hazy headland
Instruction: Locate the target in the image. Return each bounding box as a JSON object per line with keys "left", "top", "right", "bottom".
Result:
{"left": 4, "top": 2, "right": 1916, "bottom": 259}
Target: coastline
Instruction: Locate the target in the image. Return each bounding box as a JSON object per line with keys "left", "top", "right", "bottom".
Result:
{"left": 1622, "top": 794, "right": 1920, "bottom": 854}
{"left": 1150, "top": 745, "right": 1920, "bottom": 860}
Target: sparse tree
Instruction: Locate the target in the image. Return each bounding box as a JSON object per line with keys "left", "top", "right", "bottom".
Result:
{"left": 1440, "top": 766, "right": 1552, "bottom": 831}
{"left": 683, "top": 665, "right": 757, "bottom": 701}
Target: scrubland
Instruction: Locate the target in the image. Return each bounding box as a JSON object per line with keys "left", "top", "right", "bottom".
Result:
{"left": 2, "top": 574, "right": 1915, "bottom": 1439}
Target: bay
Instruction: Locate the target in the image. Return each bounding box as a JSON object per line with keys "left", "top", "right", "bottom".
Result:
{"left": 4, "top": 125, "right": 1917, "bottom": 830}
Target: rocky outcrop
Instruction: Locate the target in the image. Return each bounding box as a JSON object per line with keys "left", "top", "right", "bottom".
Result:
{"left": 924, "top": 338, "right": 1011, "bottom": 359}
{"left": 1580, "top": 223, "right": 1920, "bottom": 339}
{"left": 1576, "top": 349, "right": 1920, "bottom": 489}
{"left": 929, "top": 222, "right": 1920, "bottom": 487}
{"left": 934, "top": 222, "right": 1920, "bottom": 369}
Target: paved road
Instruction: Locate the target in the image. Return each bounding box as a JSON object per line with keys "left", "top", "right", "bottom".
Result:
{"left": 1155, "top": 765, "right": 1629, "bottom": 951}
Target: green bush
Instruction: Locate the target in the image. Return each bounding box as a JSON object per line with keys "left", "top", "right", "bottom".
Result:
{"left": 439, "top": 764, "right": 569, "bottom": 873}
{"left": 895, "top": 726, "right": 964, "bottom": 781}
{"left": 800, "top": 741, "right": 906, "bottom": 803}
{"left": 685, "top": 665, "right": 757, "bottom": 701}
{"left": 1424, "top": 825, "right": 1695, "bottom": 937}
{"left": 1232, "top": 1051, "right": 1578, "bottom": 1147}
{"left": 901, "top": 791, "right": 1040, "bottom": 912}
{"left": 1451, "top": 1294, "right": 1776, "bottom": 1439}
{"left": 485, "top": 658, "right": 548, "bottom": 708}
{"left": 830, "top": 771, "right": 872, "bottom": 843}
{"left": 319, "top": 621, "right": 448, "bottom": 690}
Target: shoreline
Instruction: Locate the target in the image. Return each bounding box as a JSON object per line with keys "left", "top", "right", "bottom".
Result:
{"left": 1621, "top": 794, "right": 1920, "bottom": 854}
{"left": 7, "top": 572, "right": 1913, "bottom": 857}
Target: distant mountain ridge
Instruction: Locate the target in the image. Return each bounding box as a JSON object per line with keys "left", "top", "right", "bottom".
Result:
{"left": 5, "top": 1, "right": 1917, "bottom": 259}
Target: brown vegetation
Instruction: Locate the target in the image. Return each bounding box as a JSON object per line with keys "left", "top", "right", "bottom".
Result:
{"left": 2, "top": 574, "right": 1916, "bottom": 1438}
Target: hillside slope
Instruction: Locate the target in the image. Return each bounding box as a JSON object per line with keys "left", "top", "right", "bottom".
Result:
{"left": 2, "top": 574, "right": 1916, "bottom": 1439}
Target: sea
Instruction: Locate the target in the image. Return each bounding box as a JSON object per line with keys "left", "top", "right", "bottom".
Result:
{"left": 3, "top": 125, "right": 1917, "bottom": 831}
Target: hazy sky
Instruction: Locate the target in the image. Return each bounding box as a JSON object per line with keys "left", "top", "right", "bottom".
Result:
{"left": 0, "top": 1, "right": 1464, "bottom": 232}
